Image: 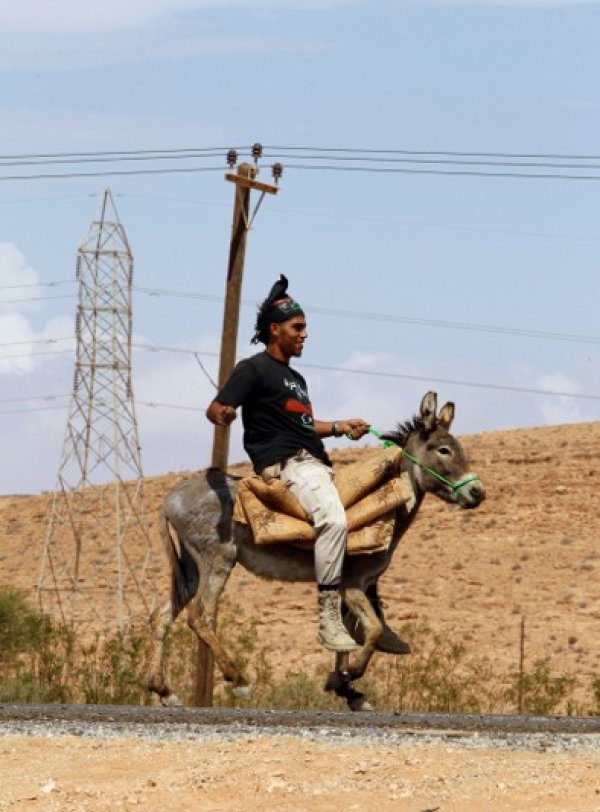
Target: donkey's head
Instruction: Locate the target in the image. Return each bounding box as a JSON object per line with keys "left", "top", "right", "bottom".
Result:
{"left": 383, "top": 391, "right": 485, "bottom": 509}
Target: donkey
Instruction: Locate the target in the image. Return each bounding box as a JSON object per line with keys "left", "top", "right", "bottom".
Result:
{"left": 147, "top": 391, "right": 485, "bottom": 711}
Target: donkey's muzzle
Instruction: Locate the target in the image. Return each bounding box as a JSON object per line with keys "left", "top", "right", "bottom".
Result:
{"left": 459, "top": 479, "right": 486, "bottom": 509}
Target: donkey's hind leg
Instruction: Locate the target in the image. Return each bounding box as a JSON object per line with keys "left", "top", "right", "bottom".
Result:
{"left": 147, "top": 598, "right": 183, "bottom": 706}
{"left": 186, "top": 543, "right": 250, "bottom": 696}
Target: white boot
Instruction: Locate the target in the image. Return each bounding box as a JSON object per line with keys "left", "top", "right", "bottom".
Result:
{"left": 317, "top": 590, "right": 360, "bottom": 652}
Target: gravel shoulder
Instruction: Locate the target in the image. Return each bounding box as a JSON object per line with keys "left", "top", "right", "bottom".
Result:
{"left": 1, "top": 711, "right": 599, "bottom": 811}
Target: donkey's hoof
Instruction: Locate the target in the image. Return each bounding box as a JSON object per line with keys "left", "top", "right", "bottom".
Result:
{"left": 357, "top": 699, "right": 375, "bottom": 712}
{"left": 160, "top": 693, "right": 183, "bottom": 707}
{"left": 232, "top": 685, "right": 252, "bottom": 701}
{"left": 348, "top": 694, "right": 374, "bottom": 712}
{"left": 345, "top": 688, "right": 375, "bottom": 711}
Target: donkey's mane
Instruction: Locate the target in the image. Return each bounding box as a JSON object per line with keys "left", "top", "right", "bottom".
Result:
{"left": 381, "top": 414, "right": 425, "bottom": 447}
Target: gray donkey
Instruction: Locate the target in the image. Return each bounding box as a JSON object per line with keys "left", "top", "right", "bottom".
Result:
{"left": 147, "top": 391, "right": 486, "bottom": 711}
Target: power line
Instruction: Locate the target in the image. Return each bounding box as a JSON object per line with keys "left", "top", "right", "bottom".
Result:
{"left": 282, "top": 163, "right": 600, "bottom": 182}
{"left": 3, "top": 145, "right": 600, "bottom": 181}
{"left": 264, "top": 145, "right": 600, "bottom": 161}
{"left": 3, "top": 282, "right": 600, "bottom": 349}
{"left": 1, "top": 294, "right": 76, "bottom": 304}
{"left": 0, "top": 337, "right": 71, "bottom": 349}
{"left": 299, "top": 361, "right": 600, "bottom": 402}
{"left": 0, "top": 404, "right": 68, "bottom": 415}
{"left": 3, "top": 341, "right": 598, "bottom": 402}
{"left": 0, "top": 393, "right": 69, "bottom": 404}
{"left": 130, "top": 286, "right": 600, "bottom": 348}
{"left": 0, "top": 193, "right": 98, "bottom": 205}
{"left": 0, "top": 151, "right": 245, "bottom": 170}
{"left": 4, "top": 142, "right": 600, "bottom": 166}
{"left": 264, "top": 151, "right": 600, "bottom": 171}
{"left": 0, "top": 348, "right": 73, "bottom": 360}
{"left": 101, "top": 190, "right": 600, "bottom": 244}
{"left": 1, "top": 369, "right": 597, "bottom": 418}
{"left": 116, "top": 191, "right": 600, "bottom": 243}
{"left": 0, "top": 146, "right": 245, "bottom": 161}
{"left": 0, "top": 165, "right": 225, "bottom": 183}
{"left": 3, "top": 162, "right": 600, "bottom": 183}
{"left": 0, "top": 279, "right": 73, "bottom": 290}
{"left": 131, "top": 342, "right": 600, "bottom": 402}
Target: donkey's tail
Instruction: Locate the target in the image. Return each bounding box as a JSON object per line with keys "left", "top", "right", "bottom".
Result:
{"left": 158, "top": 507, "right": 199, "bottom": 618}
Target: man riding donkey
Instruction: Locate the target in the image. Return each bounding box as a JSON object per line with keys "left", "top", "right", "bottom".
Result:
{"left": 206, "top": 275, "right": 409, "bottom": 655}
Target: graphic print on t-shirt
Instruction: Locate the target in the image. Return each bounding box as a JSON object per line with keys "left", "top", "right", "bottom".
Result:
{"left": 283, "top": 377, "right": 314, "bottom": 430}
{"left": 284, "top": 397, "right": 314, "bottom": 429}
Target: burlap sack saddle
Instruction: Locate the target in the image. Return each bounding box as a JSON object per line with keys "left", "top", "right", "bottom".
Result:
{"left": 233, "top": 447, "right": 414, "bottom": 555}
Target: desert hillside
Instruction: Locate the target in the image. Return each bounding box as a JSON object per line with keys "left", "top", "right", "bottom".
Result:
{"left": 1, "top": 421, "right": 599, "bottom": 692}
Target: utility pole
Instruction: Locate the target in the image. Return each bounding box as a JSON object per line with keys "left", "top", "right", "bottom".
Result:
{"left": 194, "top": 144, "right": 281, "bottom": 706}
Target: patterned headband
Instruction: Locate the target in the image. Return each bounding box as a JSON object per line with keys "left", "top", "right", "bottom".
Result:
{"left": 269, "top": 296, "right": 305, "bottom": 322}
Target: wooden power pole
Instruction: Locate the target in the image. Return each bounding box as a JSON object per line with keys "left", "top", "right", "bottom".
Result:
{"left": 194, "top": 145, "right": 280, "bottom": 706}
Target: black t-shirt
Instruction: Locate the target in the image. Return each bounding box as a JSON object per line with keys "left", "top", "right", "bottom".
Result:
{"left": 215, "top": 351, "right": 331, "bottom": 473}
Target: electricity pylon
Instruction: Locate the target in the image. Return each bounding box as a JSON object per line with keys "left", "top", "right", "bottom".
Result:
{"left": 38, "top": 188, "right": 157, "bottom": 631}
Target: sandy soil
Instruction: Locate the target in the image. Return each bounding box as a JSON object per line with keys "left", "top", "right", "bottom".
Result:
{"left": 0, "top": 733, "right": 599, "bottom": 811}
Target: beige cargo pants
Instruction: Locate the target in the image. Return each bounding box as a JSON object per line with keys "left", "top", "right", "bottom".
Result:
{"left": 261, "top": 449, "right": 347, "bottom": 586}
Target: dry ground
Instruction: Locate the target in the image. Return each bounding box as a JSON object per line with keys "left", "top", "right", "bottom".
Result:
{"left": 0, "top": 733, "right": 599, "bottom": 811}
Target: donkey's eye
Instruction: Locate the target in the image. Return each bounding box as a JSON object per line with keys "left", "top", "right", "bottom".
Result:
{"left": 437, "top": 446, "right": 452, "bottom": 456}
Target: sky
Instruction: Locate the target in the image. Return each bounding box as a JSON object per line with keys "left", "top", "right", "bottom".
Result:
{"left": 1, "top": 0, "right": 600, "bottom": 494}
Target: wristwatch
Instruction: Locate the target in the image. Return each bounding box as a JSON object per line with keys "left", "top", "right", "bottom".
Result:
{"left": 332, "top": 421, "right": 341, "bottom": 437}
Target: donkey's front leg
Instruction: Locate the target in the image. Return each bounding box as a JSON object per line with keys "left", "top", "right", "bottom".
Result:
{"left": 341, "top": 587, "right": 382, "bottom": 679}
{"left": 324, "top": 587, "right": 382, "bottom": 711}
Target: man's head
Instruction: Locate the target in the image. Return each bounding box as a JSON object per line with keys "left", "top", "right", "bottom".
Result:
{"left": 252, "top": 275, "right": 306, "bottom": 355}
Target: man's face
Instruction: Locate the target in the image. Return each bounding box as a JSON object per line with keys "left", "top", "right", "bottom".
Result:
{"left": 271, "top": 316, "right": 307, "bottom": 357}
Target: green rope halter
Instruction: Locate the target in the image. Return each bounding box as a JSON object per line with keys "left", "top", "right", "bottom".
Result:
{"left": 368, "top": 427, "right": 480, "bottom": 501}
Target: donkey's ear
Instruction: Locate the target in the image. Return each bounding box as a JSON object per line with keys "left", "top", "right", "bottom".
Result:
{"left": 438, "top": 401, "right": 455, "bottom": 430}
{"left": 420, "top": 391, "right": 437, "bottom": 431}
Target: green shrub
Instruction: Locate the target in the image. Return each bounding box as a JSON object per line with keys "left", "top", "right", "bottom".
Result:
{"left": 590, "top": 676, "right": 600, "bottom": 716}
{"left": 0, "top": 590, "right": 48, "bottom": 661}
{"left": 0, "top": 588, "right": 594, "bottom": 715}
{"left": 506, "top": 659, "right": 577, "bottom": 716}
{"left": 369, "top": 622, "right": 502, "bottom": 714}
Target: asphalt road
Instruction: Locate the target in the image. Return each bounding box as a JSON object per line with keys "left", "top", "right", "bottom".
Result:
{"left": 1, "top": 703, "right": 599, "bottom": 750}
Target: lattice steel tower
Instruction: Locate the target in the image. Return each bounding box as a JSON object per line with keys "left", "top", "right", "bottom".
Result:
{"left": 38, "top": 188, "right": 157, "bottom": 630}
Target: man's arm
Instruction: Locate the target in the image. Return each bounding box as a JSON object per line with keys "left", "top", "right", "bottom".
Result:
{"left": 206, "top": 358, "right": 258, "bottom": 427}
{"left": 314, "top": 418, "right": 370, "bottom": 441}
{"left": 206, "top": 401, "right": 237, "bottom": 427}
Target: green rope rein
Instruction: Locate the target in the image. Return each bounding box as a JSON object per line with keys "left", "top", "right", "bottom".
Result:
{"left": 367, "top": 426, "right": 480, "bottom": 501}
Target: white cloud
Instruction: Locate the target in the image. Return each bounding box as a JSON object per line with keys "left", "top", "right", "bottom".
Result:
{"left": 0, "top": 313, "right": 38, "bottom": 374}
{"left": 534, "top": 371, "right": 586, "bottom": 425}
{"left": 0, "top": 243, "right": 42, "bottom": 312}
{"left": 135, "top": 353, "right": 225, "bottom": 475}
{"left": 0, "top": 29, "right": 329, "bottom": 73}
{"left": 7, "top": 0, "right": 590, "bottom": 72}
{"left": 0, "top": 0, "right": 595, "bottom": 71}
{"left": 0, "top": 244, "right": 75, "bottom": 376}
{"left": 0, "top": 243, "right": 44, "bottom": 374}
{"left": 0, "top": 0, "right": 338, "bottom": 71}
{"left": 0, "top": 1, "right": 361, "bottom": 34}
{"left": 0, "top": 110, "right": 230, "bottom": 155}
